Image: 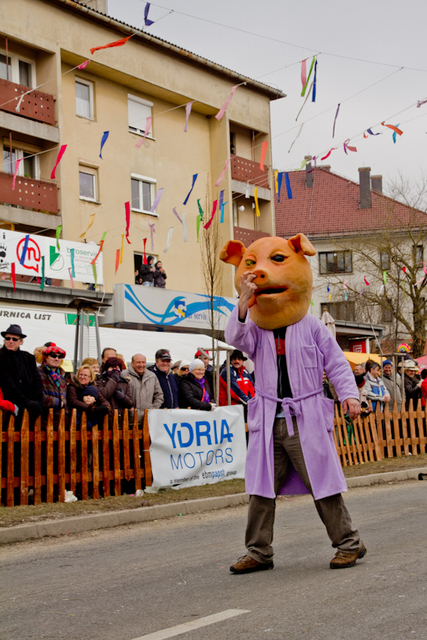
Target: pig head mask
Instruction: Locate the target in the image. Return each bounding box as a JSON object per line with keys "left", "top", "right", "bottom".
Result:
{"left": 220, "top": 234, "right": 317, "bottom": 330}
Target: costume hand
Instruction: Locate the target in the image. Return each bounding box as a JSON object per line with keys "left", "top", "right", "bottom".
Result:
{"left": 238, "top": 272, "right": 258, "bottom": 320}
{"left": 342, "top": 398, "right": 361, "bottom": 421}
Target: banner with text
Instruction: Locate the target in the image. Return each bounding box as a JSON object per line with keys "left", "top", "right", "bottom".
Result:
{"left": 148, "top": 406, "right": 246, "bottom": 488}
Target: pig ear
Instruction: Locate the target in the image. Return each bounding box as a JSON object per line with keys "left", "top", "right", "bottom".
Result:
{"left": 287, "top": 233, "right": 317, "bottom": 257}
{"left": 219, "top": 240, "right": 246, "bottom": 267}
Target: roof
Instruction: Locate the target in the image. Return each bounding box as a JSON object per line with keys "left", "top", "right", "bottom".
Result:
{"left": 52, "top": 0, "right": 286, "bottom": 101}
{"left": 275, "top": 167, "right": 427, "bottom": 239}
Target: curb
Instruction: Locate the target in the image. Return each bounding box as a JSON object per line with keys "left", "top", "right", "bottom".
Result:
{"left": 1, "top": 467, "right": 426, "bottom": 545}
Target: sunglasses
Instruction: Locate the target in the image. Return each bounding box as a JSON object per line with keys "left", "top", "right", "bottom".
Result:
{"left": 49, "top": 354, "right": 64, "bottom": 359}
{"left": 4, "top": 336, "right": 20, "bottom": 342}
{"left": 181, "top": 367, "right": 189, "bottom": 371}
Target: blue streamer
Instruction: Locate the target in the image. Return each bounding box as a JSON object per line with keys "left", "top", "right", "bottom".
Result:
{"left": 183, "top": 173, "right": 198, "bottom": 205}
{"left": 144, "top": 2, "right": 154, "bottom": 26}
{"left": 285, "top": 173, "right": 293, "bottom": 200}
{"left": 99, "top": 131, "right": 109, "bottom": 159}
{"left": 70, "top": 248, "right": 75, "bottom": 278}
{"left": 220, "top": 201, "right": 228, "bottom": 223}
{"left": 392, "top": 124, "right": 400, "bottom": 144}
{"left": 19, "top": 234, "right": 30, "bottom": 266}
{"left": 311, "top": 60, "right": 318, "bottom": 102}
{"left": 277, "top": 172, "right": 283, "bottom": 202}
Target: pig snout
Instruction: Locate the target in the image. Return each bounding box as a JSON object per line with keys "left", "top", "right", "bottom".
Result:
{"left": 251, "top": 269, "right": 267, "bottom": 284}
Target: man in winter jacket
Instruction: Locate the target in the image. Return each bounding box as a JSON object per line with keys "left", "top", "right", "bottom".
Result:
{"left": 364, "top": 361, "right": 390, "bottom": 412}
{"left": 123, "top": 354, "right": 163, "bottom": 424}
{"left": 219, "top": 349, "right": 255, "bottom": 418}
{"left": 149, "top": 349, "right": 179, "bottom": 409}
{"left": 0, "top": 324, "right": 43, "bottom": 420}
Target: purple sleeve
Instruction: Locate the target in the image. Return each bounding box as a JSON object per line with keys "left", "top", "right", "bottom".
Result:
{"left": 316, "top": 322, "right": 359, "bottom": 403}
{"left": 224, "top": 306, "right": 258, "bottom": 360}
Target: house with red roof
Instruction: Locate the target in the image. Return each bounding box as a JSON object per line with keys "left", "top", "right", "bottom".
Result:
{"left": 275, "top": 159, "right": 427, "bottom": 354}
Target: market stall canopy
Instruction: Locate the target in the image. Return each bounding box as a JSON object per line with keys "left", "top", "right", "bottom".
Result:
{"left": 343, "top": 352, "right": 382, "bottom": 370}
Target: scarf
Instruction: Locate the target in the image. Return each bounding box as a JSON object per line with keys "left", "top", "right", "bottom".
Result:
{"left": 46, "top": 365, "right": 61, "bottom": 388}
{"left": 196, "top": 376, "right": 210, "bottom": 402}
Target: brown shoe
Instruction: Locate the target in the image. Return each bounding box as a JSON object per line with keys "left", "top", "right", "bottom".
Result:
{"left": 330, "top": 543, "right": 367, "bottom": 569}
{"left": 230, "top": 554, "right": 274, "bottom": 574}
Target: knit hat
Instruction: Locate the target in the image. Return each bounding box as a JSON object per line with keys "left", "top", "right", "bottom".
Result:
{"left": 42, "top": 343, "right": 66, "bottom": 358}
{"left": 179, "top": 359, "right": 190, "bottom": 369}
{"left": 195, "top": 348, "right": 212, "bottom": 361}
{"left": 189, "top": 358, "right": 205, "bottom": 373}
{"left": 382, "top": 359, "right": 393, "bottom": 367}
{"left": 102, "top": 357, "right": 124, "bottom": 372}
{"left": 82, "top": 385, "right": 98, "bottom": 400}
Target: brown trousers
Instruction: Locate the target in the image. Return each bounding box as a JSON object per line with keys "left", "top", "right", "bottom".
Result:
{"left": 245, "top": 418, "right": 361, "bottom": 563}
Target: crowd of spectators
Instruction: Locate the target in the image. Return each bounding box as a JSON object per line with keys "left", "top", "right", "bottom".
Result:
{"left": 0, "top": 323, "right": 256, "bottom": 428}
{"left": 135, "top": 256, "right": 167, "bottom": 288}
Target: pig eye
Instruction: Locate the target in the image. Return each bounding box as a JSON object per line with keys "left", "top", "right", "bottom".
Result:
{"left": 245, "top": 259, "right": 256, "bottom": 267}
{"left": 271, "top": 254, "right": 286, "bottom": 262}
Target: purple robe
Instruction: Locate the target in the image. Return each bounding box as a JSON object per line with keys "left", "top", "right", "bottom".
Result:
{"left": 225, "top": 306, "right": 359, "bottom": 500}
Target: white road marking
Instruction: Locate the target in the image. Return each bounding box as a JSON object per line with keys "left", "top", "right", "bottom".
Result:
{"left": 130, "top": 609, "right": 250, "bottom": 640}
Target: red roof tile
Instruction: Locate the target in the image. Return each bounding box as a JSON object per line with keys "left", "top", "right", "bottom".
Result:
{"left": 275, "top": 168, "right": 425, "bottom": 238}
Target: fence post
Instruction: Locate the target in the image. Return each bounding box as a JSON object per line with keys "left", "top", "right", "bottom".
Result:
{"left": 142, "top": 410, "right": 153, "bottom": 487}
{"left": 6, "top": 414, "right": 15, "bottom": 507}
{"left": 58, "top": 410, "right": 66, "bottom": 502}
{"left": 112, "top": 410, "right": 121, "bottom": 495}
{"left": 34, "top": 416, "right": 42, "bottom": 505}
{"left": 46, "top": 410, "right": 54, "bottom": 503}
{"left": 102, "top": 414, "right": 110, "bottom": 497}
{"left": 20, "top": 410, "right": 29, "bottom": 505}
{"left": 92, "top": 424, "right": 99, "bottom": 499}
{"left": 81, "top": 413, "right": 88, "bottom": 501}
{"left": 132, "top": 410, "right": 142, "bottom": 491}
{"left": 122, "top": 410, "right": 131, "bottom": 482}
{"left": 70, "top": 410, "right": 77, "bottom": 494}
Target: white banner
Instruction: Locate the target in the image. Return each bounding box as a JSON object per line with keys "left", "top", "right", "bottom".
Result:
{"left": 0, "top": 229, "right": 103, "bottom": 284}
{"left": 148, "top": 406, "right": 246, "bottom": 488}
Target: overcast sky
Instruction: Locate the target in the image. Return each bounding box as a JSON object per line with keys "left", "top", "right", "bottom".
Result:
{"left": 107, "top": 0, "right": 427, "bottom": 194}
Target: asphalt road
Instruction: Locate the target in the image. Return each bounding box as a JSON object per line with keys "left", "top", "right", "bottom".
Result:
{"left": 1, "top": 481, "right": 426, "bottom": 640}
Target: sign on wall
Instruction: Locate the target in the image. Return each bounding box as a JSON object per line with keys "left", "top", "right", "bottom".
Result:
{"left": 111, "top": 284, "right": 236, "bottom": 331}
{"left": 0, "top": 230, "right": 103, "bottom": 284}
{"left": 148, "top": 406, "right": 246, "bottom": 488}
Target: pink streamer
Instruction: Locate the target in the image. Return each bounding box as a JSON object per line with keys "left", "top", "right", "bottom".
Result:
{"left": 343, "top": 139, "right": 357, "bottom": 155}
{"left": 417, "top": 99, "right": 427, "bottom": 108}
{"left": 260, "top": 141, "right": 268, "bottom": 171}
{"left": 215, "top": 158, "right": 230, "bottom": 187}
{"left": 342, "top": 279, "right": 348, "bottom": 289}
{"left": 423, "top": 261, "right": 427, "bottom": 276}
{"left": 12, "top": 158, "right": 22, "bottom": 190}
{"left": 50, "top": 144, "right": 67, "bottom": 179}
{"left": 204, "top": 200, "right": 218, "bottom": 230}
{"left": 77, "top": 60, "right": 90, "bottom": 70}
{"left": 300, "top": 59, "right": 307, "bottom": 92}
{"left": 364, "top": 276, "right": 370, "bottom": 286}
{"left": 321, "top": 148, "right": 336, "bottom": 161}
{"left": 68, "top": 267, "right": 75, "bottom": 289}
{"left": 136, "top": 116, "right": 152, "bottom": 148}
{"left": 172, "top": 207, "right": 183, "bottom": 224}
{"left": 148, "top": 223, "right": 155, "bottom": 252}
{"left": 125, "top": 201, "right": 131, "bottom": 244}
{"left": 415, "top": 276, "right": 425, "bottom": 286}
{"left": 215, "top": 85, "right": 238, "bottom": 121}
{"left": 184, "top": 101, "right": 194, "bottom": 133}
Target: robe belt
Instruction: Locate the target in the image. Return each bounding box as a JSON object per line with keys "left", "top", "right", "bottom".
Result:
{"left": 255, "top": 386, "right": 323, "bottom": 436}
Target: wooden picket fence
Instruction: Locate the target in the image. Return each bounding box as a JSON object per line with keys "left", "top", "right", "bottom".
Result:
{"left": 0, "top": 408, "right": 151, "bottom": 507}
{"left": 2, "top": 401, "right": 427, "bottom": 506}
{"left": 334, "top": 400, "right": 427, "bottom": 466}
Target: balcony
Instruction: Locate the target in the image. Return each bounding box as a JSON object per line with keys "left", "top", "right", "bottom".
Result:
{"left": 230, "top": 156, "right": 269, "bottom": 188}
{"left": 0, "top": 78, "right": 55, "bottom": 126}
{"left": 234, "top": 227, "right": 270, "bottom": 245}
{"left": 0, "top": 171, "right": 59, "bottom": 214}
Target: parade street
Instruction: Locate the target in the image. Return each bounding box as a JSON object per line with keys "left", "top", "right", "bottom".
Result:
{"left": 1, "top": 481, "right": 426, "bottom": 640}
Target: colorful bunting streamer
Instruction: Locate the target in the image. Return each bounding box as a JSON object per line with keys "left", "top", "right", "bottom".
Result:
{"left": 11, "top": 263, "right": 16, "bottom": 291}
{"left": 381, "top": 121, "right": 403, "bottom": 136}
{"left": 143, "top": 238, "right": 147, "bottom": 264}
{"left": 383, "top": 271, "right": 387, "bottom": 284}
{"left": 301, "top": 56, "right": 315, "bottom": 97}
{"left": 344, "top": 290, "right": 348, "bottom": 301}
{"left": 12, "top": 158, "right": 22, "bottom": 190}
{"left": 254, "top": 187, "right": 260, "bottom": 217}
{"left": 68, "top": 267, "right": 75, "bottom": 289}
{"left": 184, "top": 101, "right": 194, "bottom": 133}
{"left": 197, "top": 199, "right": 204, "bottom": 220}
{"left": 163, "top": 227, "right": 173, "bottom": 253}
{"left": 332, "top": 104, "right": 340, "bottom": 138}
{"left": 15, "top": 94, "right": 25, "bottom": 113}
{"left": 220, "top": 200, "right": 228, "bottom": 223}
{"left": 90, "top": 231, "right": 107, "bottom": 265}
{"left": 288, "top": 123, "right": 304, "bottom": 152}
{"left": 125, "top": 201, "right": 131, "bottom": 244}
{"left": 19, "top": 234, "right": 30, "bottom": 266}
{"left": 92, "top": 263, "right": 97, "bottom": 288}
{"left": 50, "top": 144, "right": 67, "bottom": 179}
{"left": 295, "top": 85, "right": 313, "bottom": 121}
{"left": 40, "top": 257, "right": 45, "bottom": 291}
{"left": 144, "top": 2, "right": 154, "bottom": 26}
{"left": 300, "top": 58, "right": 307, "bottom": 92}
{"left": 392, "top": 124, "right": 400, "bottom": 144}
{"left": 70, "top": 248, "right": 75, "bottom": 278}
{"left": 423, "top": 261, "right": 427, "bottom": 276}
{"left": 215, "top": 85, "right": 238, "bottom": 121}
{"left": 415, "top": 276, "right": 425, "bottom": 287}
{"left": 364, "top": 276, "right": 370, "bottom": 286}
{"left": 77, "top": 60, "right": 90, "bottom": 70}
{"left": 277, "top": 172, "right": 283, "bottom": 202}
{"left": 285, "top": 172, "right": 293, "bottom": 200}
{"left": 56, "top": 224, "right": 62, "bottom": 251}
{"left": 343, "top": 139, "right": 357, "bottom": 154}
{"left": 99, "top": 131, "right": 109, "bottom": 158}
{"left": 183, "top": 173, "right": 198, "bottom": 205}
{"left": 115, "top": 249, "right": 120, "bottom": 274}
{"left": 366, "top": 128, "right": 381, "bottom": 136}
{"left": 80, "top": 213, "right": 95, "bottom": 239}
{"left": 90, "top": 35, "right": 133, "bottom": 56}
{"left": 148, "top": 223, "right": 155, "bottom": 252}
{"left": 196, "top": 214, "right": 202, "bottom": 242}
{"left": 311, "top": 59, "right": 318, "bottom": 102}
{"left": 343, "top": 279, "right": 349, "bottom": 289}
{"left": 150, "top": 188, "right": 163, "bottom": 213}
{"left": 260, "top": 141, "right": 268, "bottom": 171}
{"left": 215, "top": 158, "right": 230, "bottom": 187}
{"left": 120, "top": 234, "right": 124, "bottom": 264}
{"left": 135, "top": 116, "right": 152, "bottom": 147}
{"left": 417, "top": 99, "right": 427, "bottom": 108}
{"left": 321, "top": 148, "right": 336, "bottom": 161}
{"left": 274, "top": 170, "right": 279, "bottom": 194}
{"left": 204, "top": 200, "right": 218, "bottom": 230}
{"left": 172, "top": 207, "right": 182, "bottom": 224}
{"left": 182, "top": 212, "right": 189, "bottom": 242}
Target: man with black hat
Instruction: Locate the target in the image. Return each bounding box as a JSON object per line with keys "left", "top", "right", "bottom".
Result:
{"left": 219, "top": 349, "right": 255, "bottom": 418}
{"left": 0, "top": 324, "right": 43, "bottom": 419}
{"left": 149, "top": 349, "right": 179, "bottom": 409}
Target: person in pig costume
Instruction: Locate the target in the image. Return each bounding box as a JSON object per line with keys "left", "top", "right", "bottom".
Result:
{"left": 220, "top": 234, "right": 366, "bottom": 573}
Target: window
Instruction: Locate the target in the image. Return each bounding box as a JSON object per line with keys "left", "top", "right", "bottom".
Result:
{"left": 131, "top": 174, "right": 156, "bottom": 213}
{"left": 0, "top": 51, "right": 35, "bottom": 87}
{"left": 3, "top": 147, "right": 39, "bottom": 179}
{"left": 323, "top": 301, "right": 355, "bottom": 322}
{"left": 380, "top": 251, "right": 390, "bottom": 271}
{"left": 75, "top": 78, "right": 94, "bottom": 119}
{"left": 319, "top": 251, "right": 352, "bottom": 274}
{"left": 128, "top": 94, "right": 153, "bottom": 137}
{"left": 79, "top": 166, "right": 97, "bottom": 202}
{"left": 416, "top": 244, "right": 423, "bottom": 264}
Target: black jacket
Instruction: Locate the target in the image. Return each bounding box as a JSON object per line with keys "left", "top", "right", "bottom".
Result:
{"left": 179, "top": 373, "right": 212, "bottom": 411}
{"left": 140, "top": 262, "right": 155, "bottom": 283}
{"left": 0, "top": 346, "right": 43, "bottom": 411}
{"left": 150, "top": 365, "right": 179, "bottom": 409}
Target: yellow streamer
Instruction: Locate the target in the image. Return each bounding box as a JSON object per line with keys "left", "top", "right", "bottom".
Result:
{"left": 80, "top": 213, "right": 95, "bottom": 239}
{"left": 274, "top": 170, "right": 279, "bottom": 194}
{"left": 120, "top": 233, "right": 124, "bottom": 264}
{"left": 254, "top": 187, "right": 260, "bottom": 217}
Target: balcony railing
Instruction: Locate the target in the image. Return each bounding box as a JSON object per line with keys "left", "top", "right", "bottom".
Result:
{"left": 234, "top": 227, "right": 270, "bottom": 245}
{"left": 231, "top": 155, "right": 269, "bottom": 189}
{"left": 0, "top": 171, "right": 59, "bottom": 213}
{"left": 0, "top": 78, "right": 55, "bottom": 125}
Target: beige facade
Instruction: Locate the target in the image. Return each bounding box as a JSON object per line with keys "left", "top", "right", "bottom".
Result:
{"left": 0, "top": 0, "right": 284, "bottom": 296}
